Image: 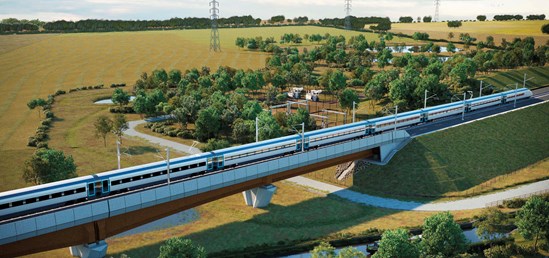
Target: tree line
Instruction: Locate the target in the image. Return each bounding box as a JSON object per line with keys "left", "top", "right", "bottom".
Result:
{"left": 319, "top": 16, "right": 391, "bottom": 32}
{"left": 40, "top": 16, "right": 261, "bottom": 32}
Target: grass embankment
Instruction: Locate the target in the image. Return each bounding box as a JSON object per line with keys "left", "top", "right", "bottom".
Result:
{"left": 347, "top": 102, "right": 549, "bottom": 199}
{"left": 0, "top": 26, "right": 414, "bottom": 192}
{"left": 390, "top": 20, "right": 549, "bottom": 46}
{"left": 28, "top": 182, "right": 483, "bottom": 258}
{"left": 479, "top": 66, "right": 549, "bottom": 90}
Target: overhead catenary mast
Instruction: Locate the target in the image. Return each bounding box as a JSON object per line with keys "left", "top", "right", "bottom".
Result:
{"left": 345, "top": 0, "right": 352, "bottom": 30}
{"left": 209, "top": 0, "right": 221, "bottom": 52}
{"left": 434, "top": 0, "right": 440, "bottom": 22}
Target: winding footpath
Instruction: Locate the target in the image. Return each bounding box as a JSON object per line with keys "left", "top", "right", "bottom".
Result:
{"left": 124, "top": 118, "right": 549, "bottom": 211}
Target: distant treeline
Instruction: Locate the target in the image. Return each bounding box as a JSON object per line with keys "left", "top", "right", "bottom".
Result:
{"left": 42, "top": 16, "right": 261, "bottom": 32}
{"left": 319, "top": 16, "right": 391, "bottom": 31}
{"left": 0, "top": 18, "right": 42, "bottom": 33}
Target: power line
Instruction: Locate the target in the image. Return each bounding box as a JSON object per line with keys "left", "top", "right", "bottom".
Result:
{"left": 209, "top": 0, "right": 221, "bottom": 52}
{"left": 345, "top": 0, "right": 352, "bottom": 30}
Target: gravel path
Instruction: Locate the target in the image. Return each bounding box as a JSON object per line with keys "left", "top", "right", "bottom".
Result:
{"left": 286, "top": 176, "right": 549, "bottom": 211}
{"left": 125, "top": 117, "right": 549, "bottom": 211}
{"left": 125, "top": 118, "right": 202, "bottom": 155}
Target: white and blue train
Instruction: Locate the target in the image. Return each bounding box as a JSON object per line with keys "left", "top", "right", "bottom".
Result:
{"left": 0, "top": 88, "right": 532, "bottom": 220}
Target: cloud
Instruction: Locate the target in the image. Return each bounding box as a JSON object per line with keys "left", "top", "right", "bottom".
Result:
{"left": 0, "top": 0, "right": 547, "bottom": 21}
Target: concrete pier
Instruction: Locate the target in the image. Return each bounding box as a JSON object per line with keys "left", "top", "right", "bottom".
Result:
{"left": 69, "top": 241, "right": 107, "bottom": 258}
{"left": 242, "top": 184, "right": 277, "bottom": 208}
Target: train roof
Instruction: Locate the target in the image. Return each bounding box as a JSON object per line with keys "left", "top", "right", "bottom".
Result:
{"left": 0, "top": 175, "right": 95, "bottom": 199}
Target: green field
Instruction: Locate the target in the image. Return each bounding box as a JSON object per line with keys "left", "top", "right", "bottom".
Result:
{"left": 349, "top": 102, "right": 549, "bottom": 199}
{"left": 479, "top": 66, "right": 549, "bottom": 91}
{"left": 391, "top": 20, "right": 549, "bottom": 46}
{"left": 28, "top": 182, "right": 483, "bottom": 258}
{"left": 0, "top": 26, "right": 414, "bottom": 191}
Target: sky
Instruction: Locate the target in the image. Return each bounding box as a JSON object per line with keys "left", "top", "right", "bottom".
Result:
{"left": 0, "top": 0, "right": 547, "bottom": 22}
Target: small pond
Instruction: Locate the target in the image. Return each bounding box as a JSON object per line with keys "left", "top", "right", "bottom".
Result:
{"left": 94, "top": 96, "right": 136, "bottom": 105}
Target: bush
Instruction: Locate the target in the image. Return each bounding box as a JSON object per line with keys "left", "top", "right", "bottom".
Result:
{"left": 276, "top": 93, "right": 288, "bottom": 102}
{"left": 110, "top": 83, "right": 126, "bottom": 88}
{"left": 109, "top": 106, "right": 135, "bottom": 114}
{"left": 38, "top": 124, "right": 50, "bottom": 132}
{"left": 349, "top": 78, "right": 364, "bottom": 86}
{"left": 54, "top": 90, "right": 66, "bottom": 96}
{"left": 503, "top": 198, "right": 526, "bottom": 208}
{"left": 44, "top": 111, "right": 54, "bottom": 119}
{"left": 35, "top": 132, "right": 48, "bottom": 141}
{"left": 167, "top": 130, "right": 178, "bottom": 137}
{"left": 177, "top": 130, "right": 194, "bottom": 139}
{"left": 483, "top": 245, "right": 513, "bottom": 258}
{"left": 542, "top": 23, "right": 549, "bottom": 34}
{"left": 36, "top": 142, "right": 49, "bottom": 149}
{"left": 41, "top": 119, "right": 51, "bottom": 126}
{"left": 27, "top": 137, "right": 37, "bottom": 147}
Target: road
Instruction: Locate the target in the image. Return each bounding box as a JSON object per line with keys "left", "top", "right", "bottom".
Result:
{"left": 124, "top": 89, "right": 549, "bottom": 211}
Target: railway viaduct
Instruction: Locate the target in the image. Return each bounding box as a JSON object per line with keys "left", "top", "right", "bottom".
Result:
{"left": 0, "top": 131, "right": 410, "bottom": 258}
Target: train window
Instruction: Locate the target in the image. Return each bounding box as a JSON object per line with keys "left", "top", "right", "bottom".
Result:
{"left": 25, "top": 198, "right": 36, "bottom": 204}
{"left": 63, "top": 190, "right": 73, "bottom": 196}
{"left": 12, "top": 201, "right": 23, "bottom": 207}
{"left": 0, "top": 203, "right": 10, "bottom": 210}
{"left": 199, "top": 162, "right": 206, "bottom": 167}
{"left": 39, "top": 195, "right": 49, "bottom": 201}
{"left": 132, "top": 176, "right": 141, "bottom": 181}
{"left": 52, "top": 192, "right": 62, "bottom": 198}
{"left": 152, "top": 171, "right": 161, "bottom": 177}
{"left": 111, "top": 180, "right": 120, "bottom": 186}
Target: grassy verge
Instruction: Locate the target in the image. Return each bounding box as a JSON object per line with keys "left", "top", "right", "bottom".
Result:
{"left": 346, "top": 101, "right": 549, "bottom": 199}
{"left": 478, "top": 66, "right": 549, "bottom": 90}
{"left": 27, "top": 181, "right": 484, "bottom": 258}
{"left": 48, "top": 89, "right": 186, "bottom": 177}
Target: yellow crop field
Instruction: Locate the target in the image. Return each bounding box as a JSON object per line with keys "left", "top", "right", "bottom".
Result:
{"left": 0, "top": 26, "right": 414, "bottom": 191}
{"left": 391, "top": 20, "right": 549, "bottom": 45}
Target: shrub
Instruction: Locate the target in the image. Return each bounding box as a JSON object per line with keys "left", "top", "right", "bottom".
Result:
{"left": 167, "top": 130, "right": 178, "bottom": 137}
{"left": 41, "top": 119, "right": 51, "bottom": 126}
{"left": 276, "top": 93, "right": 288, "bottom": 102}
{"left": 349, "top": 78, "right": 364, "bottom": 86}
{"left": 483, "top": 244, "right": 513, "bottom": 258}
{"left": 44, "top": 111, "right": 54, "bottom": 119}
{"left": 54, "top": 90, "right": 66, "bottom": 96}
{"left": 38, "top": 125, "right": 50, "bottom": 132}
{"left": 27, "top": 137, "right": 37, "bottom": 147}
{"left": 109, "top": 106, "right": 135, "bottom": 114}
{"left": 201, "top": 139, "right": 230, "bottom": 152}
{"left": 503, "top": 198, "right": 526, "bottom": 208}
{"left": 36, "top": 142, "right": 49, "bottom": 149}
{"left": 177, "top": 130, "right": 194, "bottom": 139}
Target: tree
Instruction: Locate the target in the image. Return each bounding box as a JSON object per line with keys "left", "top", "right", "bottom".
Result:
{"left": 94, "top": 115, "right": 113, "bottom": 147}
{"left": 477, "top": 15, "right": 487, "bottom": 21}
{"left": 287, "top": 108, "right": 316, "bottom": 131}
{"left": 27, "top": 98, "right": 47, "bottom": 118}
{"left": 423, "top": 16, "right": 432, "bottom": 23}
{"left": 23, "top": 148, "right": 77, "bottom": 185}
{"left": 542, "top": 23, "right": 549, "bottom": 34}
{"left": 232, "top": 118, "right": 255, "bottom": 143}
{"left": 336, "top": 246, "right": 365, "bottom": 258}
{"left": 111, "top": 114, "right": 128, "bottom": 143}
{"left": 310, "top": 241, "right": 335, "bottom": 258}
{"left": 373, "top": 228, "right": 419, "bottom": 258}
{"left": 158, "top": 237, "right": 206, "bottom": 258}
{"left": 421, "top": 212, "right": 468, "bottom": 257}
{"left": 195, "top": 107, "right": 221, "bottom": 141}
{"left": 474, "top": 208, "right": 512, "bottom": 242}
{"left": 201, "top": 139, "right": 230, "bottom": 152}
{"left": 516, "top": 196, "right": 549, "bottom": 251}
{"left": 377, "top": 48, "right": 393, "bottom": 69}
{"left": 447, "top": 42, "right": 457, "bottom": 54}
{"left": 256, "top": 111, "right": 282, "bottom": 141}
{"left": 111, "top": 88, "right": 130, "bottom": 108}
{"left": 338, "top": 88, "right": 359, "bottom": 113}
{"left": 235, "top": 37, "right": 246, "bottom": 48}
{"left": 328, "top": 69, "right": 347, "bottom": 94}
{"left": 448, "top": 32, "right": 454, "bottom": 40}
{"left": 447, "top": 20, "right": 462, "bottom": 28}
{"left": 399, "top": 16, "right": 414, "bottom": 23}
